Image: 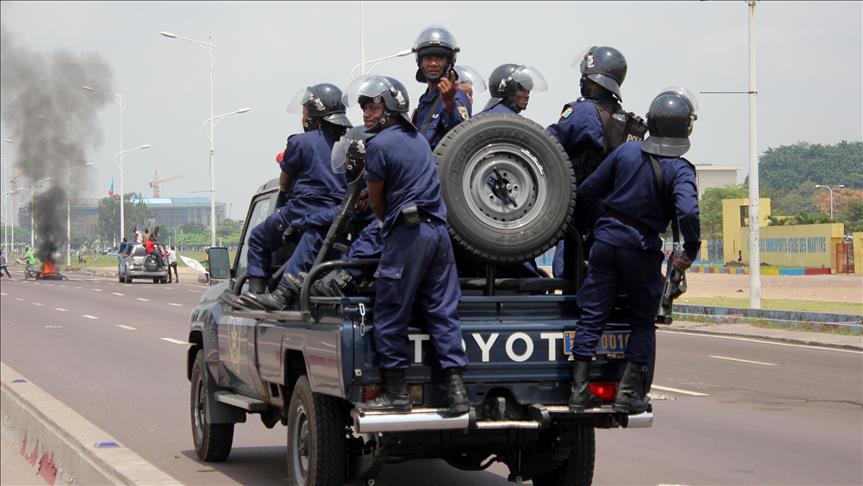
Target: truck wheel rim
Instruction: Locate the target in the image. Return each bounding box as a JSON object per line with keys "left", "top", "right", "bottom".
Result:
{"left": 193, "top": 378, "right": 205, "bottom": 444}
{"left": 291, "top": 403, "right": 310, "bottom": 483}
{"left": 462, "top": 142, "right": 547, "bottom": 230}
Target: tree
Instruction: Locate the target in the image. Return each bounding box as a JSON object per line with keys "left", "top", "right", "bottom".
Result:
{"left": 698, "top": 185, "right": 749, "bottom": 238}
{"left": 838, "top": 199, "right": 863, "bottom": 233}
{"left": 97, "top": 193, "right": 151, "bottom": 244}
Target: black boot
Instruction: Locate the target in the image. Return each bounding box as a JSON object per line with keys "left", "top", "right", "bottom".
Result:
{"left": 444, "top": 368, "right": 470, "bottom": 415}
{"left": 312, "top": 269, "right": 354, "bottom": 297}
{"left": 356, "top": 369, "right": 412, "bottom": 413}
{"left": 569, "top": 359, "right": 601, "bottom": 412}
{"left": 240, "top": 274, "right": 301, "bottom": 311}
{"left": 237, "top": 277, "right": 272, "bottom": 310}
{"left": 612, "top": 361, "right": 650, "bottom": 414}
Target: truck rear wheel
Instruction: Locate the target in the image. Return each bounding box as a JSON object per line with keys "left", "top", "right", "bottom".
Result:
{"left": 190, "top": 350, "right": 234, "bottom": 462}
{"left": 286, "top": 376, "right": 346, "bottom": 486}
{"left": 532, "top": 426, "right": 595, "bottom": 486}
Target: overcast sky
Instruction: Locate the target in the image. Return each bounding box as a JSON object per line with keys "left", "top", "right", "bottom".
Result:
{"left": 1, "top": 1, "right": 860, "bottom": 220}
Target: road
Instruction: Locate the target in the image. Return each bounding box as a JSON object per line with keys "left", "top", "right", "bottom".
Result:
{"left": 1, "top": 271, "right": 861, "bottom": 485}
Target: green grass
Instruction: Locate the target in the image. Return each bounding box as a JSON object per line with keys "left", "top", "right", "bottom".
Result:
{"left": 680, "top": 296, "right": 862, "bottom": 315}
{"left": 64, "top": 250, "right": 235, "bottom": 270}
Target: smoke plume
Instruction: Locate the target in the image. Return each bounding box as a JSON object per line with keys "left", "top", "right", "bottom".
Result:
{"left": 1, "top": 24, "right": 115, "bottom": 261}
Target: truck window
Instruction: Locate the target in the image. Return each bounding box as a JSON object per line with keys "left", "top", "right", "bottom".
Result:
{"left": 235, "top": 196, "right": 272, "bottom": 277}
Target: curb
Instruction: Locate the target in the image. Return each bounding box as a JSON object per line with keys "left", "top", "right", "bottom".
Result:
{"left": 1, "top": 362, "right": 180, "bottom": 485}
{"left": 663, "top": 326, "right": 863, "bottom": 352}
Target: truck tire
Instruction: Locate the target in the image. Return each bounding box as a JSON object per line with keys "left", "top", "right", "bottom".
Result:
{"left": 532, "top": 426, "right": 595, "bottom": 486}
{"left": 434, "top": 114, "right": 575, "bottom": 263}
{"left": 190, "top": 350, "right": 234, "bottom": 462}
{"left": 286, "top": 376, "right": 345, "bottom": 486}
{"left": 144, "top": 255, "right": 159, "bottom": 272}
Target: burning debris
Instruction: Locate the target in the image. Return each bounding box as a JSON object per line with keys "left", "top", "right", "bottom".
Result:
{"left": 1, "top": 23, "right": 114, "bottom": 265}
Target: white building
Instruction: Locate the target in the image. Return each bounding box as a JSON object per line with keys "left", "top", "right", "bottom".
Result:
{"left": 694, "top": 165, "right": 742, "bottom": 199}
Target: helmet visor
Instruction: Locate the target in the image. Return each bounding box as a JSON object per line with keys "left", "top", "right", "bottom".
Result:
{"left": 331, "top": 136, "right": 350, "bottom": 174}
{"left": 344, "top": 75, "right": 391, "bottom": 108}
{"left": 286, "top": 87, "right": 310, "bottom": 115}
{"left": 455, "top": 65, "right": 487, "bottom": 93}
{"left": 510, "top": 66, "right": 548, "bottom": 93}
{"left": 571, "top": 46, "right": 595, "bottom": 72}
{"left": 659, "top": 86, "right": 699, "bottom": 120}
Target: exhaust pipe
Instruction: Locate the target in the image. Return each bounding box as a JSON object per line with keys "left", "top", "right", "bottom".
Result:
{"left": 351, "top": 408, "right": 470, "bottom": 434}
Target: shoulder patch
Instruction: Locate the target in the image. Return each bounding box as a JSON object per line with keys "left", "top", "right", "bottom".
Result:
{"left": 560, "top": 106, "right": 574, "bottom": 119}
{"left": 458, "top": 106, "right": 469, "bottom": 120}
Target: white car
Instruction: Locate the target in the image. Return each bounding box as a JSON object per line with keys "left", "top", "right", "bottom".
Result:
{"left": 118, "top": 244, "right": 168, "bottom": 284}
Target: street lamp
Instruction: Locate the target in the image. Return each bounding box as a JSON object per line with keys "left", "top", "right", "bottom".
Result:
{"left": 83, "top": 85, "right": 127, "bottom": 237}
{"left": 349, "top": 48, "right": 414, "bottom": 79}
{"left": 64, "top": 162, "right": 94, "bottom": 266}
{"left": 2, "top": 139, "right": 16, "bottom": 255}
{"left": 114, "top": 144, "right": 152, "bottom": 241}
{"left": 200, "top": 107, "right": 251, "bottom": 245}
{"left": 815, "top": 184, "right": 845, "bottom": 220}
{"left": 161, "top": 31, "right": 222, "bottom": 247}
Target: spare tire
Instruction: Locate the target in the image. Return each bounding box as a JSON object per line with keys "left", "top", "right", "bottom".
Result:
{"left": 434, "top": 114, "right": 575, "bottom": 263}
{"left": 144, "top": 254, "right": 159, "bottom": 272}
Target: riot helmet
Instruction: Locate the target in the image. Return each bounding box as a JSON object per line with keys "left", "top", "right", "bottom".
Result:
{"left": 287, "top": 83, "right": 352, "bottom": 131}
{"left": 412, "top": 25, "right": 460, "bottom": 83}
{"left": 455, "top": 65, "right": 487, "bottom": 103}
{"left": 641, "top": 87, "right": 699, "bottom": 157}
{"left": 573, "top": 46, "right": 627, "bottom": 101}
{"left": 483, "top": 64, "right": 549, "bottom": 112}
{"left": 345, "top": 75, "right": 414, "bottom": 133}
{"left": 331, "top": 126, "right": 374, "bottom": 182}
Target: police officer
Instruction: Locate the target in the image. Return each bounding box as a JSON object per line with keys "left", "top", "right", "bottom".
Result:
{"left": 411, "top": 26, "right": 472, "bottom": 149}
{"left": 477, "top": 64, "right": 548, "bottom": 116}
{"left": 354, "top": 75, "right": 469, "bottom": 414}
{"left": 454, "top": 65, "right": 486, "bottom": 111}
{"left": 241, "top": 83, "right": 351, "bottom": 306}
{"left": 547, "top": 46, "right": 647, "bottom": 279}
{"left": 568, "top": 87, "right": 701, "bottom": 414}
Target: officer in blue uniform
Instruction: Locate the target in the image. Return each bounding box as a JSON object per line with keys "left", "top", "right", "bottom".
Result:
{"left": 410, "top": 26, "right": 472, "bottom": 149}
{"left": 454, "top": 65, "right": 486, "bottom": 112}
{"left": 476, "top": 64, "right": 548, "bottom": 117}
{"left": 547, "top": 47, "right": 647, "bottom": 280}
{"left": 568, "top": 88, "right": 701, "bottom": 415}
{"left": 353, "top": 75, "right": 469, "bottom": 415}
{"left": 241, "top": 83, "right": 351, "bottom": 305}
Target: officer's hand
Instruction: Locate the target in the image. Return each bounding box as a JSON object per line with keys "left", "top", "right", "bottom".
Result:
{"left": 673, "top": 252, "right": 693, "bottom": 272}
{"left": 355, "top": 189, "right": 370, "bottom": 213}
{"left": 282, "top": 223, "right": 301, "bottom": 244}
{"left": 438, "top": 71, "right": 457, "bottom": 108}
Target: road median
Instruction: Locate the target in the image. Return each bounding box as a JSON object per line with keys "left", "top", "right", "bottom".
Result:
{"left": 1, "top": 362, "right": 180, "bottom": 485}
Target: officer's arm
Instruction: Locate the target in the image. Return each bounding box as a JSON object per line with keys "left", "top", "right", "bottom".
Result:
{"left": 279, "top": 137, "right": 303, "bottom": 191}
{"left": 547, "top": 103, "right": 603, "bottom": 151}
{"left": 440, "top": 90, "right": 470, "bottom": 130}
{"left": 573, "top": 150, "right": 616, "bottom": 230}
{"left": 672, "top": 165, "right": 702, "bottom": 261}
{"left": 366, "top": 181, "right": 386, "bottom": 222}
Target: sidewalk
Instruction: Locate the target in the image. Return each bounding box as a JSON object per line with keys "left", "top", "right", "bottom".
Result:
{"left": 668, "top": 320, "right": 863, "bottom": 351}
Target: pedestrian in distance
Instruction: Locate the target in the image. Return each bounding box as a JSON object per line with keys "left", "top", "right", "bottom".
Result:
{"left": 567, "top": 87, "right": 701, "bottom": 415}
{"left": 0, "top": 249, "right": 11, "bottom": 278}
{"left": 168, "top": 246, "right": 178, "bottom": 283}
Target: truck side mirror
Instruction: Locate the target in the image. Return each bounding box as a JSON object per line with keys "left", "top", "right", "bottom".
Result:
{"left": 207, "top": 247, "right": 231, "bottom": 281}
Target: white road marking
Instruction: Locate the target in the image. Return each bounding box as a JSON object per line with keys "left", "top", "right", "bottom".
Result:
{"left": 91, "top": 288, "right": 103, "bottom": 292}
{"left": 659, "top": 329, "right": 863, "bottom": 355}
{"left": 0, "top": 292, "right": 7, "bottom": 296}
{"left": 187, "top": 290, "right": 199, "bottom": 293}
{"left": 116, "top": 325, "right": 136, "bottom": 331}
{"left": 14, "top": 297, "right": 24, "bottom": 301}
{"left": 74, "top": 286, "right": 83, "bottom": 289}
{"left": 710, "top": 355, "right": 776, "bottom": 366}
{"left": 168, "top": 303, "right": 183, "bottom": 307}
{"left": 651, "top": 385, "right": 709, "bottom": 397}
{"left": 112, "top": 292, "right": 124, "bottom": 296}
{"left": 161, "top": 338, "right": 189, "bottom": 345}
{"left": 44, "top": 325, "right": 63, "bottom": 329}
{"left": 82, "top": 314, "right": 99, "bottom": 320}
{"left": 59, "top": 285, "right": 67, "bottom": 288}
{"left": 54, "top": 307, "right": 68, "bottom": 312}
{"left": 137, "top": 298, "right": 150, "bottom": 302}
{"left": 33, "top": 303, "right": 44, "bottom": 306}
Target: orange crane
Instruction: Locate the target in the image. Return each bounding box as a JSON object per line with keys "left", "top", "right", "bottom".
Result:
{"left": 148, "top": 169, "right": 184, "bottom": 198}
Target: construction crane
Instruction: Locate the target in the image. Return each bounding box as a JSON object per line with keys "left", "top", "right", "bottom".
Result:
{"left": 149, "top": 169, "right": 184, "bottom": 198}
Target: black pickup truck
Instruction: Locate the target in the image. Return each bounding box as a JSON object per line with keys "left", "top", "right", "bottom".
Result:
{"left": 186, "top": 116, "right": 653, "bottom": 486}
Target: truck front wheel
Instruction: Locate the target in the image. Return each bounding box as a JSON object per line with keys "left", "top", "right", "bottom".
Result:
{"left": 532, "top": 426, "right": 595, "bottom": 486}
{"left": 286, "top": 376, "right": 346, "bottom": 486}
{"left": 190, "top": 350, "right": 234, "bottom": 462}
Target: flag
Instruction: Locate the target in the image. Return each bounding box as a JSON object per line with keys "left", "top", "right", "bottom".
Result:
{"left": 108, "top": 178, "right": 114, "bottom": 196}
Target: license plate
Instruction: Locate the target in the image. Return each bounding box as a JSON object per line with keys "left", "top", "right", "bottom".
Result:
{"left": 564, "top": 330, "right": 630, "bottom": 356}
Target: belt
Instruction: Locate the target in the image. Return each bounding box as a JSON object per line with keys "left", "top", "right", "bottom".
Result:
{"left": 604, "top": 208, "right": 656, "bottom": 238}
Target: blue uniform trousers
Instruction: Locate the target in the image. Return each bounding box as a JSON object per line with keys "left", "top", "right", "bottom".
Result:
{"left": 373, "top": 220, "right": 468, "bottom": 370}
{"left": 572, "top": 240, "right": 663, "bottom": 365}
{"left": 247, "top": 199, "right": 334, "bottom": 279}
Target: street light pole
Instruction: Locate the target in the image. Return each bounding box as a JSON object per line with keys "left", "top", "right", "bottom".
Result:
{"left": 161, "top": 31, "right": 220, "bottom": 247}
{"left": 815, "top": 184, "right": 845, "bottom": 219}
{"left": 3, "top": 139, "right": 17, "bottom": 254}
{"left": 83, "top": 86, "right": 126, "bottom": 240}
{"left": 114, "top": 145, "right": 152, "bottom": 240}
{"left": 65, "top": 162, "right": 94, "bottom": 266}
{"left": 746, "top": 0, "right": 761, "bottom": 309}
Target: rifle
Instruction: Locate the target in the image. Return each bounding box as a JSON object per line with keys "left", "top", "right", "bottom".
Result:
{"left": 656, "top": 245, "right": 687, "bottom": 325}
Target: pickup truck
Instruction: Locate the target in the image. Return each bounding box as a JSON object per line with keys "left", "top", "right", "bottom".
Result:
{"left": 186, "top": 116, "right": 653, "bottom": 486}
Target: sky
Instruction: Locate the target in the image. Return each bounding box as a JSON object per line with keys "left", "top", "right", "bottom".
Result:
{"left": 1, "top": 1, "right": 861, "bottom": 221}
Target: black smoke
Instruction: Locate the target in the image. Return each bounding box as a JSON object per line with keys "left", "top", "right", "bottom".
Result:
{"left": 0, "top": 24, "right": 114, "bottom": 262}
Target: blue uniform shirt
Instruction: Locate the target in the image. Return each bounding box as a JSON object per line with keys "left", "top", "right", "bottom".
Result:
{"left": 364, "top": 124, "right": 448, "bottom": 236}
{"left": 576, "top": 141, "right": 701, "bottom": 259}
{"left": 412, "top": 88, "right": 471, "bottom": 149}
{"left": 280, "top": 129, "right": 346, "bottom": 206}
{"left": 546, "top": 98, "right": 605, "bottom": 157}
{"left": 474, "top": 102, "right": 517, "bottom": 118}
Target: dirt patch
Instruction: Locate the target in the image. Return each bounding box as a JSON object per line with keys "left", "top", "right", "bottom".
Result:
{"left": 685, "top": 273, "right": 863, "bottom": 303}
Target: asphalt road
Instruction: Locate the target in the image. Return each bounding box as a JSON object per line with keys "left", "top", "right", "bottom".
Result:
{"left": 1, "top": 271, "right": 861, "bottom": 485}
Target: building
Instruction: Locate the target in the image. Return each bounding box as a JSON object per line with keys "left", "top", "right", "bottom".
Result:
{"left": 694, "top": 164, "right": 742, "bottom": 199}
